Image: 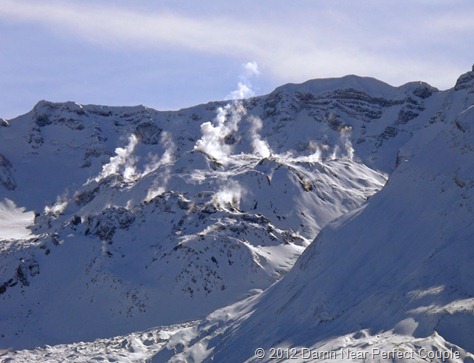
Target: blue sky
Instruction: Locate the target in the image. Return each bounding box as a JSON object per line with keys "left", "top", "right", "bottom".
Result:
{"left": 0, "top": 0, "right": 473, "bottom": 119}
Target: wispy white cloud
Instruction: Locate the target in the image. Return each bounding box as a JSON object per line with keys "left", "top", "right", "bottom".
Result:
{"left": 242, "top": 62, "right": 260, "bottom": 78}
{"left": 0, "top": 1, "right": 277, "bottom": 55}
{"left": 0, "top": 0, "right": 472, "bottom": 91}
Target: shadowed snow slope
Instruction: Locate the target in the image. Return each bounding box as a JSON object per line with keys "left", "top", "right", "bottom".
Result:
{"left": 1, "top": 68, "right": 473, "bottom": 362}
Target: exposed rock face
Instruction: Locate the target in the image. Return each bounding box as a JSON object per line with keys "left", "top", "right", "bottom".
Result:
{"left": 411, "top": 82, "right": 436, "bottom": 99}
{"left": 296, "top": 88, "right": 403, "bottom": 122}
{"left": 454, "top": 67, "right": 474, "bottom": 91}
{"left": 134, "top": 122, "right": 162, "bottom": 144}
{"left": 0, "top": 258, "right": 39, "bottom": 295}
{"left": 92, "top": 206, "right": 136, "bottom": 241}
{"left": 16, "top": 258, "right": 40, "bottom": 286}
{"left": 74, "top": 186, "right": 100, "bottom": 206}
{"left": 0, "top": 153, "right": 16, "bottom": 190}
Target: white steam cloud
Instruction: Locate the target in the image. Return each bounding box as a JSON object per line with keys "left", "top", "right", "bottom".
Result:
{"left": 144, "top": 132, "right": 176, "bottom": 201}
{"left": 248, "top": 116, "right": 271, "bottom": 158}
{"left": 94, "top": 130, "right": 178, "bottom": 197}
{"left": 229, "top": 82, "right": 254, "bottom": 100}
{"left": 292, "top": 141, "right": 322, "bottom": 163}
{"left": 195, "top": 62, "right": 260, "bottom": 211}
{"left": 194, "top": 102, "right": 246, "bottom": 164}
{"left": 243, "top": 61, "right": 260, "bottom": 77}
{"left": 142, "top": 131, "right": 176, "bottom": 176}
{"left": 340, "top": 126, "right": 354, "bottom": 161}
{"left": 330, "top": 126, "right": 354, "bottom": 161}
{"left": 213, "top": 180, "right": 244, "bottom": 210}
{"left": 44, "top": 192, "right": 69, "bottom": 216}
{"left": 194, "top": 61, "right": 260, "bottom": 164}
{"left": 228, "top": 61, "right": 260, "bottom": 100}
{"left": 96, "top": 134, "right": 138, "bottom": 183}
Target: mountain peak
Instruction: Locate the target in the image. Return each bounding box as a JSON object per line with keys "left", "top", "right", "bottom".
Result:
{"left": 454, "top": 65, "right": 474, "bottom": 91}
{"left": 273, "top": 74, "right": 397, "bottom": 98}
{"left": 398, "top": 81, "right": 438, "bottom": 99}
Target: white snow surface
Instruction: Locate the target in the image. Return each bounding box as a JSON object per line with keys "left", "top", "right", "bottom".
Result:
{"left": 1, "top": 68, "right": 473, "bottom": 362}
{"left": 0, "top": 199, "right": 36, "bottom": 241}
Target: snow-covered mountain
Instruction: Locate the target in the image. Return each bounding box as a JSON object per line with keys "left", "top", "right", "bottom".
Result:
{"left": 154, "top": 67, "right": 474, "bottom": 363}
{"left": 1, "top": 66, "right": 473, "bottom": 362}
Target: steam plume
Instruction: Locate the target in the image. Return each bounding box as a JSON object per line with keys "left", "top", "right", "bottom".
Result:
{"left": 194, "top": 102, "right": 246, "bottom": 164}
{"left": 194, "top": 61, "right": 260, "bottom": 164}
{"left": 144, "top": 132, "right": 176, "bottom": 201}
{"left": 248, "top": 116, "right": 271, "bottom": 158}
{"left": 213, "top": 180, "right": 244, "bottom": 210}
{"left": 96, "top": 134, "right": 138, "bottom": 182}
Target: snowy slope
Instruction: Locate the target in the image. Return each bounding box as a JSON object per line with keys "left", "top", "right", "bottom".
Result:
{"left": 0, "top": 199, "right": 36, "bottom": 240}
{"left": 145, "top": 67, "right": 474, "bottom": 362}
{"left": 1, "top": 67, "right": 471, "bottom": 361}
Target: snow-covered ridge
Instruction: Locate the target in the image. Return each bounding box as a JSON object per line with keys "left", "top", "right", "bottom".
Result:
{"left": 1, "top": 68, "right": 473, "bottom": 361}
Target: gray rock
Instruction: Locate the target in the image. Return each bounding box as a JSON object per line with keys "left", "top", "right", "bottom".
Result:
{"left": 134, "top": 122, "right": 162, "bottom": 144}
{"left": 74, "top": 187, "right": 99, "bottom": 206}
{"left": 35, "top": 114, "right": 52, "bottom": 127}
{"left": 92, "top": 206, "right": 136, "bottom": 241}
{"left": 0, "top": 154, "right": 16, "bottom": 190}
{"left": 454, "top": 68, "right": 474, "bottom": 91}
{"left": 412, "top": 84, "right": 436, "bottom": 99}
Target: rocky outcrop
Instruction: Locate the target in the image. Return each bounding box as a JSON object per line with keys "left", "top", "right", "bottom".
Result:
{"left": 0, "top": 258, "right": 40, "bottom": 295}
{"left": 454, "top": 65, "right": 474, "bottom": 91}
{"left": 134, "top": 122, "right": 162, "bottom": 144}
{"left": 91, "top": 206, "right": 136, "bottom": 241}
{"left": 411, "top": 82, "right": 437, "bottom": 99}
{"left": 296, "top": 88, "right": 403, "bottom": 121}
{"left": 0, "top": 153, "right": 16, "bottom": 190}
